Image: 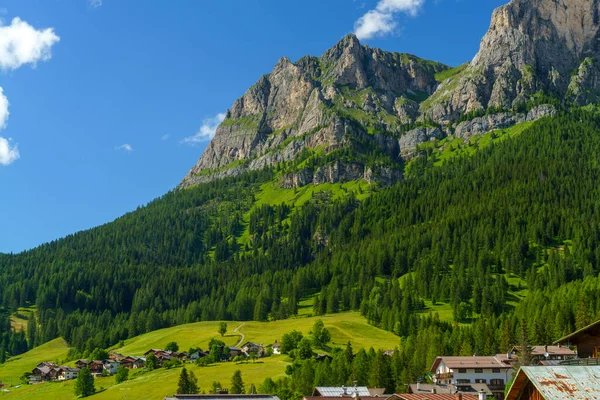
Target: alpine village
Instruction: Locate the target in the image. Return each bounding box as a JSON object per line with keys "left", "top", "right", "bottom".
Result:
{"left": 5, "top": 0, "right": 600, "bottom": 399}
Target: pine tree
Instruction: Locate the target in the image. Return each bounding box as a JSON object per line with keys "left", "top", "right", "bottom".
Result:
{"left": 231, "top": 370, "right": 245, "bottom": 394}
{"left": 74, "top": 367, "right": 95, "bottom": 398}
{"left": 177, "top": 367, "right": 199, "bottom": 394}
{"left": 517, "top": 319, "right": 533, "bottom": 368}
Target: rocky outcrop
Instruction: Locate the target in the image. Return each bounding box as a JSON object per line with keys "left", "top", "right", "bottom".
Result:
{"left": 394, "top": 97, "right": 420, "bottom": 125}
{"left": 454, "top": 104, "right": 557, "bottom": 140}
{"left": 422, "top": 0, "right": 600, "bottom": 124}
{"left": 280, "top": 161, "right": 402, "bottom": 189}
{"left": 180, "top": 34, "right": 449, "bottom": 188}
{"left": 567, "top": 58, "right": 600, "bottom": 105}
{"left": 399, "top": 127, "right": 444, "bottom": 161}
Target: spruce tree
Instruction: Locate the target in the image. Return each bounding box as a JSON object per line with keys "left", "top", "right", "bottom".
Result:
{"left": 231, "top": 370, "right": 244, "bottom": 394}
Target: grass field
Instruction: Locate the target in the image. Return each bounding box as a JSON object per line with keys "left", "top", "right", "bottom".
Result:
{"left": 3, "top": 356, "right": 290, "bottom": 400}
{"left": 0, "top": 312, "right": 399, "bottom": 399}
{"left": 10, "top": 307, "right": 35, "bottom": 331}
{"left": 0, "top": 338, "right": 69, "bottom": 386}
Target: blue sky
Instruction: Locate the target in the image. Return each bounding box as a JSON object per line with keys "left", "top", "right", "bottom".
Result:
{"left": 0, "top": 0, "right": 507, "bottom": 253}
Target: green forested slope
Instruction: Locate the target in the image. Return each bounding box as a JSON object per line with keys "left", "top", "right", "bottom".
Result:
{"left": 2, "top": 109, "right": 600, "bottom": 382}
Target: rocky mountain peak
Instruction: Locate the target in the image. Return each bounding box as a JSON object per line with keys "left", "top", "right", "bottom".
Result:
{"left": 180, "top": 35, "right": 449, "bottom": 189}
{"left": 422, "top": 0, "right": 600, "bottom": 123}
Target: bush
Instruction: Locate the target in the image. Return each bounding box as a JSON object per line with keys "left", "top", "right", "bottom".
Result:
{"left": 115, "top": 366, "right": 129, "bottom": 384}
{"left": 164, "top": 358, "right": 183, "bottom": 369}
{"left": 165, "top": 341, "right": 179, "bottom": 352}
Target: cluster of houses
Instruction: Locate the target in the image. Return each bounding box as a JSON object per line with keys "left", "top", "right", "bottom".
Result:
{"left": 410, "top": 318, "right": 600, "bottom": 399}
{"left": 30, "top": 362, "right": 84, "bottom": 383}
{"left": 168, "top": 320, "right": 600, "bottom": 400}
{"left": 29, "top": 320, "right": 600, "bottom": 399}
{"left": 29, "top": 341, "right": 274, "bottom": 384}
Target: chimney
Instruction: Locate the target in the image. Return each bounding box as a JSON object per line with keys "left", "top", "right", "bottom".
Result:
{"left": 417, "top": 382, "right": 421, "bottom": 391}
{"left": 342, "top": 386, "right": 347, "bottom": 396}
{"left": 507, "top": 351, "right": 511, "bottom": 360}
{"left": 431, "top": 388, "right": 436, "bottom": 394}
{"left": 479, "top": 390, "right": 486, "bottom": 400}
{"left": 455, "top": 393, "right": 463, "bottom": 400}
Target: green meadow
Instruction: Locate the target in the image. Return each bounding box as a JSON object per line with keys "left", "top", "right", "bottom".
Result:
{"left": 0, "top": 312, "right": 399, "bottom": 400}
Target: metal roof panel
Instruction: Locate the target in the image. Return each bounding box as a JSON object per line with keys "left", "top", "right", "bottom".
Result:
{"left": 521, "top": 366, "right": 600, "bottom": 399}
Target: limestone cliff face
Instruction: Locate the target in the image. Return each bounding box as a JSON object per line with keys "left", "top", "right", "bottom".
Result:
{"left": 180, "top": 35, "right": 448, "bottom": 188}
{"left": 422, "top": 0, "right": 600, "bottom": 123}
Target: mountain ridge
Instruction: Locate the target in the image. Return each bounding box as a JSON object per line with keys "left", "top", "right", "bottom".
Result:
{"left": 182, "top": 0, "right": 600, "bottom": 189}
{"left": 180, "top": 34, "right": 449, "bottom": 189}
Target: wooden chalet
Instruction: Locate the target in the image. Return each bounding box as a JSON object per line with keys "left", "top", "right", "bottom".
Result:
{"left": 397, "top": 395, "right": 479, "bottom": 400}
{"left": 58, "top": 367, "right": 80, "bottom": 381}
{"left": 120, "top": 356, "right": 136, "bottom": 368}
{"left": 75, "top": 359, "right": 89, "bottom": 369}
{"left": 88, "top": 360, "right": 105, "bottom": 375}
{"left": 554, "top": 319, "right": 600, "bottom": 359}
{"left": 133, "top": 357, "right": 145, "bottom": 368}
{"left": 506, "top": 365, "right": 600, "bottom": 399}
{"left": 30, "top": 366, "right": 52, "bottom": 383}
{"left": 241, "top": 342, "right": 266, "bottom": 357}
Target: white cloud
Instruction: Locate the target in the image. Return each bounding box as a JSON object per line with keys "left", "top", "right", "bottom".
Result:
{"left": 116, "top": 144, "right": 133, "bottom": 152}
{"left": 0, "top": 18, "right": 58, "bottom": 167}
{"left": 354, "top": 0, "right": 425, "bottom": 40}
{"left": 182, "top": 112, "right": 226, "bottom": 144}
{"left": 0, "top": 136, "right": 19, "bottom": 166}
{"left": 0, "top": 17, "right": 60, "bottom": 70}
{"left": 0, "top": 87, "right": 8, "bottom": 130}
{"left": 161, "top": 134, "right": 170, "bottom": 141}
{"left": 89, "top": 0, "right": 102, "bottom": 8}
{"left": 0, "top": 87, "right": 18, "bottom": 166}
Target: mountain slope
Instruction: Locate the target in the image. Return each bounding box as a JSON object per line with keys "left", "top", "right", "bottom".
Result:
{"left": 180, "top": 34, "right": 449, "bottom": 188}
{"left": 5, "top": 0, "right": 600, "bottom": 389}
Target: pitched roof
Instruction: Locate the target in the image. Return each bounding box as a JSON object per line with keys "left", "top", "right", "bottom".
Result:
{"left": 313, "top": 387, "right": 372, "bottom": 397}
{"left": 407, "top": 384, "right": 491, "bottom": 395}
{"left": 397, "top": 395, "right": 478, "bottom": 400}
{"left": 304, "top": 396, "right": 393, "bottom": 400}
{"left": 554, "top": 319, "right": 600, "bottom": 345}
{"left": 509, "top": 345, "right": 577, "bottom": 357}
{"left": 164, "top": 395, "right": 281, "bottom": 400}
{"left": 430, "top": 356, "right": 511, "bottom": 372}
{"left": 506, "top": 366, "right": 600, "bottom": 400}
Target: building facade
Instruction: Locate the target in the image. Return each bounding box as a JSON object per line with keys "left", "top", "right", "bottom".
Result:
{"left": 431, "top": 356, "right": 513, "bottom": 399}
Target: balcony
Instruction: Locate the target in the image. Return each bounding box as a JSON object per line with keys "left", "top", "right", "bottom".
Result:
{"left": 435, "top": 372, "right": 454, "bottom": 380}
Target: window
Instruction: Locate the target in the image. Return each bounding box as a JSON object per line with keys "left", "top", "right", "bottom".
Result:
{"left": 458, "top": 368, "right": 467, "bottom": 373}
{"left": 474, "top": 368, "right": 483, "bottom": 373}
{"left": 456, "top": 379, "right": 471, "bottom": 384}
{"left": 475, "top": 379, "right": 486, "bottom": 384}
{"left": 490, "top": 379, "right": 505, "bottom": 386}
{"left": 492, "top": 368, "right": 500, "bottom": 373}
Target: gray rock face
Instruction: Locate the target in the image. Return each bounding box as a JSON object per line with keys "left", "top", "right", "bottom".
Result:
{"left": 422, "top": 0, "right": 600, "bottom": 123}
{"left": 567, "top": 58, "right": 600, "bottom": 105}
{"left": 280, "top": 161, "right": 402, "bottom": 189}
{"left": 454, "top": 104, "right": 557, "bottom": 140}
{"left": 399, "top": 128, "right": 444, "bottom": 161}
{"left": 394, "top": 97, "right": 420, "bottom": 125}
{"left": 180, "top": 34, "right": 448, "bottom": 188}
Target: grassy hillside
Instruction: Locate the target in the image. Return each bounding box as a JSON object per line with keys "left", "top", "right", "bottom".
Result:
{"left": 0, "top": 338, "right": 69, "bottom": 386}
{"left": 0, "top": 312, "right": 399, "bottom": 400}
